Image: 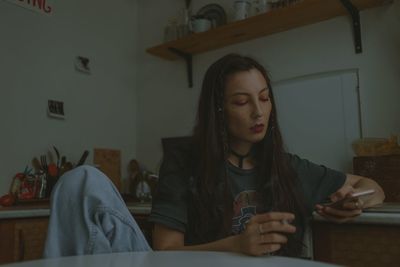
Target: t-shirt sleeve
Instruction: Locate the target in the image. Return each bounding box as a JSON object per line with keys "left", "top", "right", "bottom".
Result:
{"left": 148, "top": 148, "right": 190, "bottom": 233}
{"left": 288, "top": 154, "right": 346, "bottom": 214}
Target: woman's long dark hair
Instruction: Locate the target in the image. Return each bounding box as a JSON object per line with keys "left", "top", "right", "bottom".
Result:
{"left": 189, "top": 54, "right": 307, "bottom": 256}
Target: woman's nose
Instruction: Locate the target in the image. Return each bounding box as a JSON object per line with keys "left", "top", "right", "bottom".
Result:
{"left": 252, "top": 102, "right": 263, "bottom": 118}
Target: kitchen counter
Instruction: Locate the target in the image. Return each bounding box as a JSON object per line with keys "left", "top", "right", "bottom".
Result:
{"left": 312, "top": 202, "right": 400, "bottom": 266}
{"left": 1, "top": 202, "right": 398, "bottom": 222}
{"left": 0, "top": 201, "right": 153, "bottom": 264}
{"left": 0, "top": 202, "right": 152, "bottom": 219}
{"left": 1, "top": 202, "right": 398, "bottom": 266}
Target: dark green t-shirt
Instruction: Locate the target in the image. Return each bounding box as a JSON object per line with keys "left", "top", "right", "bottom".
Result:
{"left": 227, "top": 161, "right": 261, "bottom": 235}
{"left": 149, "top": 147, "right": 346, "bottom": 243}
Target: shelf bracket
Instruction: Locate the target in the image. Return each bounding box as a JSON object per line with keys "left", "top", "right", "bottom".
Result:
{"left": 168, "top": 47, "right": 193, "bottom": 88}
{"left": 340, "top": 0, "right": 362, "bottom": 53}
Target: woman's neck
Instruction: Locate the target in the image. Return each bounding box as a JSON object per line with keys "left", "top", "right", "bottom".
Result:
{"left": 229, "top": 140, "right": 252, "bottom": 156}
{"left": 228, "top": 140, "right": 254, "bottom": 169}
{"left": 227, "top": 154, "right": 255, "bottom": 170}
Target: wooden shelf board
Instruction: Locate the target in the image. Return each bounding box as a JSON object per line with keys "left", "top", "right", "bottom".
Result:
{"left": 146, "top": 0, "right": 390, "bottom": 60}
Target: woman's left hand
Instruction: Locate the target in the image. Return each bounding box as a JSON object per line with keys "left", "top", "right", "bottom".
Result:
{"left": 315, "top": 185, "right": 363, "bottom": 223}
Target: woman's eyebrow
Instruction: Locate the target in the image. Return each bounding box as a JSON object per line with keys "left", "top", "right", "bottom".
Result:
{"left": 230, "top": 92, "right": 249, "bottom": 97}
{"left": 229, "top": 87, "right": 269, "bottom": 97}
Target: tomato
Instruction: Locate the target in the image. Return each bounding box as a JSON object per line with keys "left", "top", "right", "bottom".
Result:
{"left": 0, "top": 194, "right": 16, "bottom": 207}
{"left": 48, "top": 163, "right": 58, "bottom": 177}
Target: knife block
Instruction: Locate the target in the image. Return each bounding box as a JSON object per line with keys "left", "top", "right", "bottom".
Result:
{"left": 93, "top": 148, "right": 121, "bottom": 192}
{"left": 353, "top": 155, "right": 400, "bottom": 202}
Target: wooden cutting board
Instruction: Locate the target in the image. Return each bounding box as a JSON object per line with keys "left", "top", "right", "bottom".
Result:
{"left": 93, "top": 148, "right": 121, "bottom": 192}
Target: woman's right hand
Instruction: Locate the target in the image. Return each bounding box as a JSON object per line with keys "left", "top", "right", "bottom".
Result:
{"left": 235, "top": 212, "right": 296, "bottom": 256}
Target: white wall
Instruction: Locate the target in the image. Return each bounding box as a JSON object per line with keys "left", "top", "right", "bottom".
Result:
{"left": 0, "top": 0, "right": 139, "bottom": 194}
{"left": 1, "top": 0, "right": 398, "bottom": 195}
{"left": 136, "top": 0, "right": 400, "bottom": 172}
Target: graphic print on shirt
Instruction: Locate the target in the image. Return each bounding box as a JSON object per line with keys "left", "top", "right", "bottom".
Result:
{"left": 231, "top": 190, "right": 262, "bottom": 234}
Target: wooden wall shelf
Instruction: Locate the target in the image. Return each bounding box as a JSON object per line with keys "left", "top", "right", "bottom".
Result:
{"left": 146, "top": 0, "right": 391, "bottom": 87}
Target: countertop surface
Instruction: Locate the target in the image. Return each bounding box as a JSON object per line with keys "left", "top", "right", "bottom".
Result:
{"left": 0, "top": 202, "right": 152, "bottom": 219}
{"left": 1, "top": 202, "right": 399, "bottom": 225}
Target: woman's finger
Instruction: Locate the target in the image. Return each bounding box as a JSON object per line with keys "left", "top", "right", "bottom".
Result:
{"left": 259, "top": 220, "right": 296, "bottom": 234}
{"left": 342, "top": 198, "right": 364, "bottom": 210}
{"left": 330, "top": 185, "right": 354, "bottom": 202}
{"left": 316, "top": 208, "right": 357, "bottom": 223}
{"left": 316, "top": 207, "right": 361, "bottom": 223}
{"left": 323, "top": 206, "right": 362, "bottom": 217}
{"left": 250, "top": 212, "right": 295, "bottom": 224}
{"left": 259, "top": 233, "right": 288, "bottom": 244}
{"left": 259, "top": 243, "right": 281, "bottom": 255}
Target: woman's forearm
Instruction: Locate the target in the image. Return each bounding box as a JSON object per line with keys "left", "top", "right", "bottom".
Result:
{"left": 154, "top": 212, "right": 296, "bottom": 257}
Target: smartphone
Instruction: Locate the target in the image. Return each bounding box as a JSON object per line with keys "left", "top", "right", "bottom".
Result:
{"left": 321, "top": 189, "right": 375, "bottom": 208}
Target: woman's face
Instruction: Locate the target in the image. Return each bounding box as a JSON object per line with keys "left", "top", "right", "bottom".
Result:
{"left": 224, "top": 68, "right": 272, "bottom": 147}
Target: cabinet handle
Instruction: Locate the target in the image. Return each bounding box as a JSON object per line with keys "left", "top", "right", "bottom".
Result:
{"left": 18, "top": 229, "right": 25, "bottom": 261}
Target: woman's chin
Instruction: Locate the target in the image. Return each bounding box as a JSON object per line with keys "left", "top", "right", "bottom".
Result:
{"left": 248, "top": 133, "right": 266, "bottom": 143}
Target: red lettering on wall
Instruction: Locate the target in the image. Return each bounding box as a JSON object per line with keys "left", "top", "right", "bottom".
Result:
{"left": 33, "top": 0, "right": 43, "bottom": 9}
{"left": 42, "top": 0, "right": 52, "bottom": 13}
{"left": 15, "top": 0, "right": 53, "bottom": 14}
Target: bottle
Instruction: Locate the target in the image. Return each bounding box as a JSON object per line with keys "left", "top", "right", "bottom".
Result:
{"left": 164, "top": 18, "right": 178, "bottom": 42}
{"left": 178, "top": 8, "right": 191, "bottom": 38}
{"left": 136, "top": 171, "right": 151, "bottom": 203}
{"left": 10, "top": 174, "right": 23, "bottom": 196}
{"left": 37, "top": 172, "right": 47, "bottom": 199}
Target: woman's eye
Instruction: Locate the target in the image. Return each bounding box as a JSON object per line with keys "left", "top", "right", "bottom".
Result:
{"left": 260, "top": 97, "right": 269, "bottom": 102}
{"left": 233, "top": 101, "right": 248, "bottom": 106}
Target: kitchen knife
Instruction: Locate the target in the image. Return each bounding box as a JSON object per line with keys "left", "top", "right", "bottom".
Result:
{"left": 76, "top": 150, "right": 89, "bottom": 166}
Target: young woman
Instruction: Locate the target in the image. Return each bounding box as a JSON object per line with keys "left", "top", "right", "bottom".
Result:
{"left": 149, "top": 53, "right": 385, "bottom": 257}
{"left": 44, "top": 53, "right": 384, "bottom": 258}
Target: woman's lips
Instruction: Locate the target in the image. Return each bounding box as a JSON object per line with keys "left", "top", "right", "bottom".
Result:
{"left": 250, "top": 124, "right": 264, "bottom": 133}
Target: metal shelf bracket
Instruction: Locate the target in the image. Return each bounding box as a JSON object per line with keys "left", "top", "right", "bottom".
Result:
{"left": 168, "top": 47, "right": 193, "bottom": 88}
{"left": 340, "top": 0, "right": 362, "bottom": 53}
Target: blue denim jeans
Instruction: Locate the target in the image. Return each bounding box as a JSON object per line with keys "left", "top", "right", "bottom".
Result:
{"left": 44, "top": 166, "right": 151, "bottom": 258}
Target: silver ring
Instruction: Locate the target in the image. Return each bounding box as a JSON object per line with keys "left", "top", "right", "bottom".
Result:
{"left": 258, "top": 224, "right": 263, "bottom": 234}
{"left": 355, "top": 201, "right": 360, "bottom": 209}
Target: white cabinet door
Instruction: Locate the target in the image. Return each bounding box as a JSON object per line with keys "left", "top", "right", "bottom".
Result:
{"left": 273, "top": 71, "right": 361, "bottom": 172}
